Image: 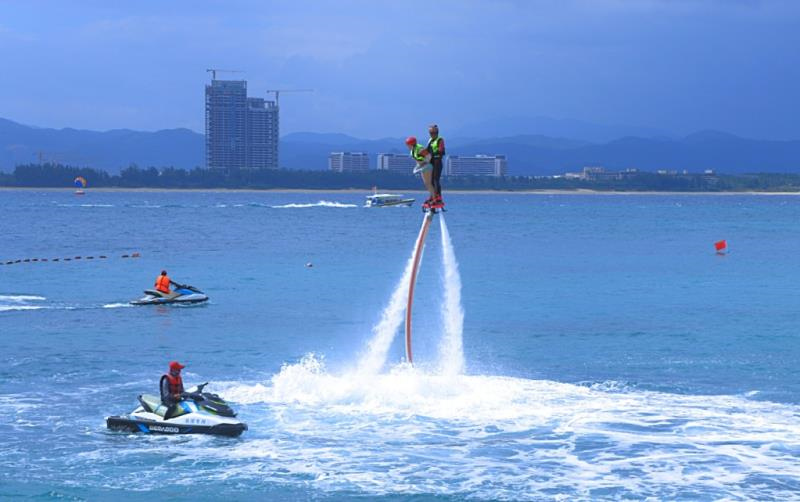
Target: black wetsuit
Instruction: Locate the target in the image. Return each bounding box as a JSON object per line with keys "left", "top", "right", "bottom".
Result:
{"left": 427, "top": 136, "right": 445, "bottom": 198}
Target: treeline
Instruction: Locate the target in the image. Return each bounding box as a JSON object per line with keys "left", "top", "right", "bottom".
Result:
{"left": 0, "top": 163, "right": 421, "bottom": 190}
{"left": 2, "top": 163, "right": 800, "bottom": 192}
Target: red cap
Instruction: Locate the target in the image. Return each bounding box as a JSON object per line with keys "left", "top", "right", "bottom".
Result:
{"left": 169, "top": 361, "right": 185, "bottom": 371}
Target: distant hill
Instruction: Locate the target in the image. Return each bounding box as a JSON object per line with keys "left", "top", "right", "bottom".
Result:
{"left": 0, "top": 117, "right": 203, "bottom": 172}
{"left": 451, "top": 115, "right": 672, "bottom": 143}
{"left": 544, "top": 132, "right": 800, "bottom": 175}
{"left": 1, "top": 117, "right": 799, "bottom": 175}
{"left": 282, "top": 131, "right": 800, "bottom": 174}
{"left": 281, "top": 133, "right": 405, "bottom": 172}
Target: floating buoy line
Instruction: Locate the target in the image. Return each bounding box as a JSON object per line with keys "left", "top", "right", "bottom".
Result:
{"left": 1, "top": 252, "right": 141, "bottom": 266}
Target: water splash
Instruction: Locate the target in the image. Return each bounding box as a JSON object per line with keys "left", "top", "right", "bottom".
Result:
{"left": 0, "top": 305, "right": 46, "bottom": 312}
{"left": 355, "top": 219, "right": 430, "bottom": 374}
{"left": 0, "top": 295, "right": 46, "bottom": 302}
{"left": 211, "top": 356, "right": 800, "bottom": 500}
{"left": 437, "top": 215, "right": 465, "bottom": 375}
{"left": 0, "top": 294, "right": 47, "bottom": 312}
{"left": 270, "top": 201, "right": 357, "bottom": 209}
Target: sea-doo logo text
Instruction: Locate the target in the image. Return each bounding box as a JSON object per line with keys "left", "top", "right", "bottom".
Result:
{"left": 150, "top": 425, "right": 180, "bottom": 433}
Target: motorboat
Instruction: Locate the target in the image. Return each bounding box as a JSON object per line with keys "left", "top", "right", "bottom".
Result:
{"left": 365, "top": 193, "right": 415, "bottom": 208}
{"left": 106, "top": 383, "right": 247, "bottom": 437}
{"left": 131, "top": 284, "right": 208, "bottom": 305}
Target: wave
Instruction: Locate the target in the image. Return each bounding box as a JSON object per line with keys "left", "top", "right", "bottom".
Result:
{"left": 270, "top": 200, "right": 358, "bottom": 209}
{"left": 8, "top": 354, "right": 799, "bottom": 499}
{"left": 0, "top": 295, "right": 46, "bottom": 302}
{"left": 0, "top": 294, "right": 46, "bottom": 312}
{"left": 0, "top": 295, "right": 134, "bottom": 312}
{"left": 0, "top": 305, "right": 46, "bottom": 312}
{"left": 101, "top": 303, "right": 133, "bottom": 309}
{"left": 203, "top": 354, "right": 800, "bottom": 500}
{"left": 56, "top": 204, "right": 114, "bottom": 208}
{"left": 57, "top": 201, "right": 359, "bottom": 210}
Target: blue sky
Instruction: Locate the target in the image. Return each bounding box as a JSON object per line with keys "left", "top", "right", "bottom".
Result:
{"left": 0, "top": 0, "right": 798, "bottom": 139}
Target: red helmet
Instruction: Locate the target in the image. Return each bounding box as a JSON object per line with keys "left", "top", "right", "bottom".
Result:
{"left": 404, "top": 136, "right": 417, "bottom": 146}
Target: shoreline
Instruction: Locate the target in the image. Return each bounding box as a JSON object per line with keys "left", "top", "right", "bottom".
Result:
{"left": 1, "top": 187, "right": 799, "bottom": 195}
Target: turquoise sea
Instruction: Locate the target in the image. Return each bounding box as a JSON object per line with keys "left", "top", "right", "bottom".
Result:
{"left": 2, "top": 189, "right": 800, "bottom": 500}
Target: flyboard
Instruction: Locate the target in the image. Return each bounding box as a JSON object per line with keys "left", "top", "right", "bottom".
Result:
{"left": 404, "top": 209, "right": 437, "bottom": 364}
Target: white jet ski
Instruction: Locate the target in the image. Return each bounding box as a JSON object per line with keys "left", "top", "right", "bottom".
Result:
{"left": 106, "top": 383, "right": 247, "bottom": 437}
{"left": 131, "top": 284, "right": 208, "bottom": 305}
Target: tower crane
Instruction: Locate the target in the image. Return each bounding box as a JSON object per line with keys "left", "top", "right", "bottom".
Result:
{"left": 265, "top": 89, "right": 313, "bottom": 106}
{"left": 206, "top": 68, "right": 244, "bottom": 80}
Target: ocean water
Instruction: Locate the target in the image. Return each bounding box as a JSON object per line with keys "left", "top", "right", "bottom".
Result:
{"left": 2, "top": 189, "right": 800, "bottom": 501}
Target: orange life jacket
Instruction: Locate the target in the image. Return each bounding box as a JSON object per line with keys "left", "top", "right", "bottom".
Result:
{"left": 155, "top": 275, "right": 171, "bottom": 293}
{"left": 161, "top": 373, "right": 184, "bottom": 396}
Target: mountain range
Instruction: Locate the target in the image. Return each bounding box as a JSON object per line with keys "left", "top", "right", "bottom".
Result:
{"left": 1, "top": 117, "right": 799, "bottom": 175}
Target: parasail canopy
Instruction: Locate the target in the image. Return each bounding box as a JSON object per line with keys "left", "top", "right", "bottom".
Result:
{"left": 74, "top": 176, "right": 87, "bottom": 188}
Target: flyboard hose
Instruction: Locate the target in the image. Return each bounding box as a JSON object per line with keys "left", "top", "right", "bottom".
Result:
{"left": 405, "top": 212, "right": 435, "bottom": 364}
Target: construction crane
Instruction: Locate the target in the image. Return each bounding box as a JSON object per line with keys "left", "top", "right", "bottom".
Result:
{"left": 265, "top": 89, "right": 313, "bottom": 106}
{"left": 206, "top": 68, "right": 244, "bottom": 80}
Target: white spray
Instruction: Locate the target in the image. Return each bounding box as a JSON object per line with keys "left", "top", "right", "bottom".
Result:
{"left": 356, "top": 217, "right": 430, "bottom": 374}
{"left": 437, "top": 215, "right": 465, "bottom": 375}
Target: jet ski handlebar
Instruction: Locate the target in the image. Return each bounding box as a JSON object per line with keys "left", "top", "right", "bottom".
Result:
{"left": 180, "top": 382, "right": 210, "bottom": 400}
{"left": 174, "top": 283, "right": 202, "bottom": 293}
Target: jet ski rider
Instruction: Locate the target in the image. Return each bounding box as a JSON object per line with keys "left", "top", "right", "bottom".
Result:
{"left": 160, "top": 361, "right": 186, "bottom": 418}
{"left": 154, "top": 270, "right": 177, "bottom": 295}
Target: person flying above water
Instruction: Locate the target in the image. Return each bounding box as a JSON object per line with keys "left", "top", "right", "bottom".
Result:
{"left": 405, "top": 136, "right": 438, "bottom": 210}
{"left": 154, "top": 270, "right": 177, "bottom": 295}
{"left": 425, "top": 124, "right": 445, "bottom": 209}
{"left": 160, "top": 361, "right": 186, "bottom": 418}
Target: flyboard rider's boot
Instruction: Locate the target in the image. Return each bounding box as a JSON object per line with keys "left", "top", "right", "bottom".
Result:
{"left": 430, "top": 195, "right": 445, "bottom": 210}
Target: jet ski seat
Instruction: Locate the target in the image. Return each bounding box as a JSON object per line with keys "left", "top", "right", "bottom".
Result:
{"left": 138, "top": 394, "right": 170, "bottom": 418}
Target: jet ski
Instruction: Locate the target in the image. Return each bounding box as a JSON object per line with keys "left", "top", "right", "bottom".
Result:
{"left": 131, "top": 284, "right": 208, "bottom": 305}
{"left": 106, "top": 383, "right": 247, "bottom": 437}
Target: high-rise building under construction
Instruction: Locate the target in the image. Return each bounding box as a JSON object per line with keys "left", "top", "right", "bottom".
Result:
{"left": 205, "top": 79, "right": 278, "bottom": 169}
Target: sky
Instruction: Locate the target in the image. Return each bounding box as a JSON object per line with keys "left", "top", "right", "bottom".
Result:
{"left": 0, "top": 0, "right": 798, "bottom": 140}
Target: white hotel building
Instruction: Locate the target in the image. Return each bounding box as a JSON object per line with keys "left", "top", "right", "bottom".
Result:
{"left": 329, "top": 152, "right": 370, "bottom": 172}
{"left": 446, "top": 155, "right": 507, "bottom": 176}
{"left": 376, "top": 153, "right": 416, "bottom": 174}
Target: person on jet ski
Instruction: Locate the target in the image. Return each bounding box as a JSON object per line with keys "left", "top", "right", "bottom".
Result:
{"left": 154, "top": 270, "right": 178, "bottom": 295}
{"left": 160, "top": 361, "right": 186, "bottom": 417}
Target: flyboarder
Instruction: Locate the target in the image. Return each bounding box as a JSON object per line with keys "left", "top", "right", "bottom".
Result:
{"left": 405, "top": 136, "right": 437, "bottom": 210}
{"left": 426, "top": 124, "right": 445, "bottom": 210}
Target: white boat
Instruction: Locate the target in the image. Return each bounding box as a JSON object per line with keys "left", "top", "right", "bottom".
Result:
{"left": 365, "top": 193, "right": 415, "bottom": 208}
